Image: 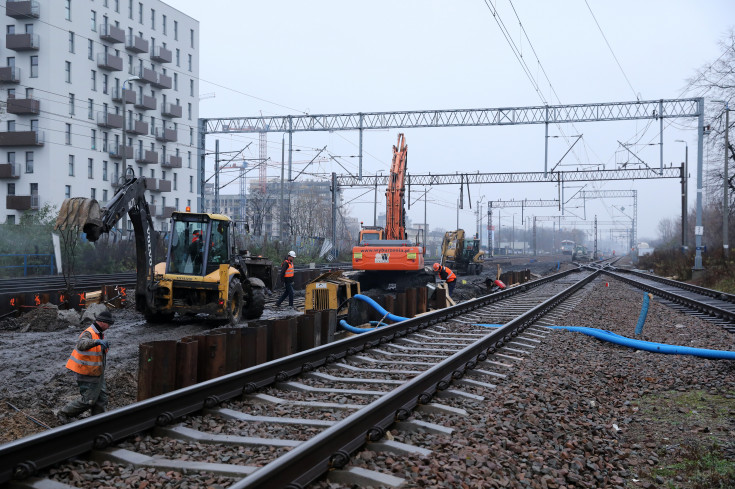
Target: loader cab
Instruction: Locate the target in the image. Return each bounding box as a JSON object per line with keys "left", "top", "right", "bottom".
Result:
{"left": 167, "top": 212, "right": 231, "bottom": 276}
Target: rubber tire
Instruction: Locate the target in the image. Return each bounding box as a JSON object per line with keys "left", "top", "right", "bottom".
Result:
{"left": 144, "top": 308, "right": 175, "bottom": 324}
{"left": 244, "top": 287, "right": 266, "bottom": 320}
{"left": 227, "top": 277, "right": 245, "bottom": 325}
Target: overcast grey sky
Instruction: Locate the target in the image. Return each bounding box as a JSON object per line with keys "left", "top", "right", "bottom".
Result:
{"left": 174, "top": 0, "right": 734, "bottom": 247}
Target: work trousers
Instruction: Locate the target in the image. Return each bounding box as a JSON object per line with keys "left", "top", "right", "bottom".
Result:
{"left": 448, "top": 280, "right": 456, "bottom": 296}
{"left": 276, "top": 280, "right": 294, "bottom": 307}
{"left": 61, "top": 376, "right": 108, "bottom": 418}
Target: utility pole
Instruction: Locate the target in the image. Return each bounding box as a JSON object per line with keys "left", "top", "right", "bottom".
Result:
{"left": 280, "top": 137, "right": 285, "bottom": 241}
{"left": 488, "top": 205, "right": 492, "bottom": 256}
{"left": 214, "top": 139, "right": 219, "bottom": 214}
{"left": 331, "top": 172, "right": 338, "bottom": 259}
{"left": 725, "top": 105, "right": 730, "bottom": 259}
{"left": 675, "top": 140, "right": 688, "bottom": 251}
{"left": 373, "top": 176, "right": 378, "bottom": 226}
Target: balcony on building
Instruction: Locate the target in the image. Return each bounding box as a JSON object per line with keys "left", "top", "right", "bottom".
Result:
{"left": 0, "top": 129, "right": 43, "bottom": 146}
{"left": 7, "top": 95, "right": 39, "bottom": 115}
{"left": 109, "top": 143, "right": 133, "bottom": 159}
{"left": 161, "top": 155, "right": 182, "bottom": 169}
{"left": 0, "top": 66, "right": 20, "bottom": 83}
{"left": 133, "top": 93, "right": 156, "bottom": 111}
{"left": 155, "top": 125, "right": 177, "bottom": 142}
{"left": 6, "top": 194, "right": 31, "bottom": 210}
{"left": 146, "top": 204, "right": 157, "bottom": 216}
{"left": 99, "top": 24, "right": 125, "bottom": 44}
{"left": 135, "top": 67, "right": 158, "bottom": 84}
{"left": 157, "top": 179, "right": 172, "bottom": 193}
{"left": 125, "top": 34, "right": 148, "bottom": 53}
{"left": 7, "top": 33, "right": 39, "bottom": 51}
{"left": 97, "top": 52, "right": 123, "bottom": 71}
{"left": 126, "top": 119, "right": 148, "bottom": 135}
{"left": 144, "top": 177, "right": 158, "bottom": 190}
{"left": 135, "top": 149, "right": 158, "bottom": 165}
{"left": 6, "top": 0, "right": 39, "bottom": 19}
{"left": 0, "top": 162, "right": 20, "bottom": 178}
{"left": 151, "top": 72, "right": 171, "bottom": 89}
{"left": 97, "top": 111, "right": 123, "bottom": 129}
{"left": 150, "top": 45, "right": 172, "bottom": 64}
{"left": 160, "top": 206, "right": 175, "bottom": 218}
{"left": 111, "top": 86, "right": 135, "bottom": 104}
{"left": 161, "top": 102, "right": 182, "bottom": 118}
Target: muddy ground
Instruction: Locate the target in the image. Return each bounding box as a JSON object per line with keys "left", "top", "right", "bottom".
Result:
{"left": 0, "top": 254, "right": 578, "bottom": 444}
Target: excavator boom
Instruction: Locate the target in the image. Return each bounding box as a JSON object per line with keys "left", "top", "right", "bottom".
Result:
{"left": 385, "top": 133, "right": 407, "bottom": 241}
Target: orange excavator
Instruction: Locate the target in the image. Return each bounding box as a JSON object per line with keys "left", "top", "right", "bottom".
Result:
{"left": 352, "top": 134, "right": 426, "bottom": 282}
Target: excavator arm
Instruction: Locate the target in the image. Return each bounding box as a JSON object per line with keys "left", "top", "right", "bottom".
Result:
{"left": 55, "top": 176, "right": 156, "bottom": 313}
{"left": 385, "top": 133, "right": 407, "bottom": 241}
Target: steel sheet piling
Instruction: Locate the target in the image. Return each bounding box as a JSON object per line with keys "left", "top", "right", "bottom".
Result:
{"left": 272, "top": 318, "right": 297, "bottom": 359}
{"left": 175, "top": 337, "right": 198, "bottom": 390}
{"left": 406, "top": 288, "right": 417, "bottom": 318}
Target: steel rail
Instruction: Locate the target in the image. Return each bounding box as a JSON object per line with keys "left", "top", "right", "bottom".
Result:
{"left": 0, "top": 267, "right": 581, "bottom": 484}
{"left": 611, "top": 267, "right": 735, "bottom": 304}
{"left": 231, "top": 270, "right": 601, "bottom": 488}
{"left": 601, "top": 269, "right": 735, "bottom": 322}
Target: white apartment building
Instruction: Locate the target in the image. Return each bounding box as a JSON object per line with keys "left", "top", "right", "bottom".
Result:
{"left": 0, "top": 0, "right": 199, "bottom": 231}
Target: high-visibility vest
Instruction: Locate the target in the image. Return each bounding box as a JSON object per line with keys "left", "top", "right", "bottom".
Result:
{"left": 284, "top": 259, "right": 294, "bottom": 278}
{"left": 442, "top": 266, "right": 456, "bottom": 283}
{"left": 65, "top": 326, "right": 104, "bottom": 377}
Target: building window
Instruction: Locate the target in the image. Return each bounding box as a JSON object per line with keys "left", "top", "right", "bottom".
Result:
{"left": 88, "top": 98, "right": 94, "bottom": 119}
{"left": 103, "top": 132, "right": 109, "bottom": 152}
{"left": 7, "top": 120, "right": 15, "bottom": 132}
{"left": 173, "top": 72, "right": 178, "bottom": 90}
{"left": 103, "top": 161, "right": 108, "bottom": 181}
{"left": 174, "top": 20, "right": 178, "bottom": 40}
{"left": 175, "top": 197, "right": 179, "bottom": 210}
{"left": 68, "top": 155, "right": 75, "bottom": 176}
{"left": 65, "top": 0, "right": 71, "bottom": 20}
{"left": 91, "top": 10, "right": 96, "bottom": 31}
{"left": 91, "top": 70, "right": 97, "bottom": 91}
{"left": 65, "top": 61, "right": 71, "bottom": 82}
{"left": 102, "top": 74, "right": 108, "bottom": 94}
{"left": 91, "top": 129, "right": 96, "bottom": 150}
{"left": 190, "top": 29, "right": 194, "bottom": 48}
{"left": 187, "top": 151, "right": 191, "bottom": 168}
{"left": 189, "top": 175, "right": 193, "bottom": 192}
{"left": 7, "top": 182, "right": 15, "bottom": 195}
{"left": 65, "top": 185, "right": 71, "bottom": 199}
{"left": 187, "top": 54, "right": 192, "bottom": 72}
{"left": 69, "top": 93, "right": 75, "bottom": 115}
{"left": 128, "top": 0, "right": 133, "bottom": 19}
{"left": 150, "top": 8, "right": 155, "bottom": 29}
{"left": 162, "top": 14, "right": 167, "bottom": 35}
{"left": 173, "top": 172, "right": 177, "bottom": 190}
{"left": 189, "top": 128, "right": 193, "bottom": 145}
{"left": 187, "top": 103, "right": 191, "bottom": 120}
{"left": 88, "top": 39, "right": 93, "bottom": 60}
{"left": 25, "top": 152, "right": 33, "bottom": 173}
{"left": 91, "top": 188, "right": 96, "bottom": 199}
{"left": 65, "top": 124, "right": 72, "bottom": 145}
{"left": 7, "top": 25, "right": 15, "bottom": 35}
{"left": 7, "top": 152, "right": 14, "bottom": 165}
{"left": 175, "top": 48, "right": 180, "bottom": 67}
{"left": 30, "top": 56, "right": 38, "bottom": 78}
{"left": 114, "top": 0, "right": 119, "bottom": 13}
{"left": 103, "top": 189, "right": 108, "bottom": 202}
{"left": 88, "top": 158, "right": 94, "bottom": 178}
{"left": 189, "top": 79, "right": 194, "bottom": 96}
{"left": 138, "top": 2, "right": 143, "bottom": 24}
{"left": 6, "top": 215, "right": 14, "bottom": 225}
{"left": 69, "top": 32, "right": 75, "bottom": 53}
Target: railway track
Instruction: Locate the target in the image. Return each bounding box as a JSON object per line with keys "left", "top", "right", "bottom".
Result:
{"left": 2, "top": 266, "right": 601, "bottom": 488}
{"left": 600, "top": 267, "right": 735, "bottom": 332}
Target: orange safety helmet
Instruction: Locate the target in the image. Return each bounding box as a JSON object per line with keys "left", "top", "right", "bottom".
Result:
{"left": 432, "top": 263, "right": 440, "bottom": 272}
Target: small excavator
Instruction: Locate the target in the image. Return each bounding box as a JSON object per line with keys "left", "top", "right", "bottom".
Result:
{"left": 352, "top": 134, "right": 429, "bottom": 290}
{"left": 440, "top": 229, "right": 485, "bottom": 275}
{"left": 55, "top": 170, "right": 272, "bottom": 323}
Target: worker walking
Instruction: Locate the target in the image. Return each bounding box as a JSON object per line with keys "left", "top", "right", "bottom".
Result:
{"left": 275, "top": 251, "right": 297, "bottom": 310}
{"left": 57, "top": 310, "right": 114, "bottom": 423}
{"left": 433, "top": 263, "right": 457, "bottom": 296}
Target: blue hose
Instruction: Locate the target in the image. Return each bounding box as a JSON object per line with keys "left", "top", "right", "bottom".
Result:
{"left": 352, "top": 294, "right": 410, "bottom": 322}
{"left": 473, "top": 323, "right": 735, "bottom": 359}
{"left": 338, "top": 294, "right": 410, "bottom": 334}
{"left": 634, "top": 293, "right": 652, "bottom": 335}
{"left": 548, "top": 326, "right": 735, "bottom": 359}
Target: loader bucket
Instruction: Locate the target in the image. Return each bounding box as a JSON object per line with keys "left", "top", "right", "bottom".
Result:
{"left": 55, "top": 197, "right": 104, "bottom": 241}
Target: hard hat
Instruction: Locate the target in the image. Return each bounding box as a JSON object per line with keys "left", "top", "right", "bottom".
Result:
{"left": 432, "top": 263, "right": 440, "bottom": 271}
{"left": 288, "top": 250, "right": 296, "bottom": 258}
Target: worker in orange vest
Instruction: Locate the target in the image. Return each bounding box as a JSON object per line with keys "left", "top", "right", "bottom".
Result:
{"left": 275, "top": 251, "right": 297, "bottom": 310}
{"left": 57, "top": 309, "right": 114, "bottom": 423}
{"left": 433, "top": 263, "right": 457, "bottom": 296}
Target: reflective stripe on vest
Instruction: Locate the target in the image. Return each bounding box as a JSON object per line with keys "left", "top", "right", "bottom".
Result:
{"left": 65, "top": 326, "right": 104, "bottom": 376}
{"left": 284, "top": 260, "right": 294, "bottom": 278}
{"left": 444, "top": 266, "right": 456, "bottom": 282}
